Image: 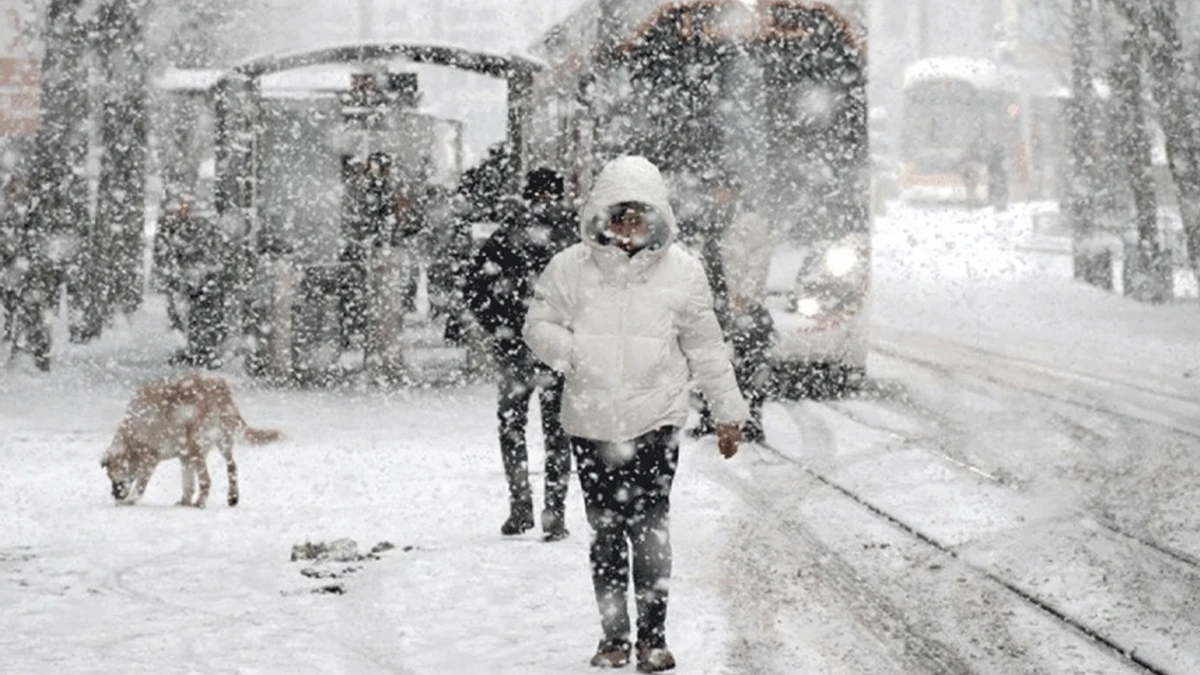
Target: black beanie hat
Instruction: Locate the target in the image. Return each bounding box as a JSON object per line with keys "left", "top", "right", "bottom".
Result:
{"left": 524, "top": 167, "right": 565, "bottom": 201}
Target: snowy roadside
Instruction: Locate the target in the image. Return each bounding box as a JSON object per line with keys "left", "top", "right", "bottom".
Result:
{"left": 872, "top": 202, "right": 1200, "bottom": 397}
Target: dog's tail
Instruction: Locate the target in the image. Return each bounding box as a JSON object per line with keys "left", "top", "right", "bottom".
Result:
{"left": 243, "top": 427, "right": 284, "bottom": 445}
{"left": 211, "top": 378, "right": 285, "bottom": 446}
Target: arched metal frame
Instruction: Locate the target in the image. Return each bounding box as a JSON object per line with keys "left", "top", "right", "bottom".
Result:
{"left": 213, "top": 41, "right": 543, "bottom": 217}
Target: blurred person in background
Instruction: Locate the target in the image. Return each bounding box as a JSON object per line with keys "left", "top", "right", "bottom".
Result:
{"left": 154, "top": 192, "right": 230, "bottom": 367}
{"left": 153, "top": 193, "right": 199, "bottom": 334}
{"left": 466, "top": 167, "right": 578, "bottom": 540}
{"left": 688, "top": 169, "right": 774, "bottom": 444}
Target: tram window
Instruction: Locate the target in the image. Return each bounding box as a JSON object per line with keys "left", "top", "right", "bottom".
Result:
{"left": 902, "top": 83, "right": 985, "bottom": 155}
{"left": 792, "top": 84, "right": 843, "bottom": 130}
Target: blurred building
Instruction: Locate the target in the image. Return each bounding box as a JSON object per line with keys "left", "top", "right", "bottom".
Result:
{"left": 0, "top": 0, "right": 38, "bottom": 171}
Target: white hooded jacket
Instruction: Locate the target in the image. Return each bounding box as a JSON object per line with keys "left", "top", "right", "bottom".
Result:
{"left": 523, "top": 156, "right": 750, "bottom": 442}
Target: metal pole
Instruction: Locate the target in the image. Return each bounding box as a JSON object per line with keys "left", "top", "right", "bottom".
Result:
{"left": 1068, "top": 0, "right": 1110, "bottom": 289}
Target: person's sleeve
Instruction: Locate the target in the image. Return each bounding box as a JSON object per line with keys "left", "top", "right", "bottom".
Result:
{"left": 677, "top": 259, "right": 750, "bottom": 424}
{"left": 523, "top": 252, "right": 575, "bottom": 374}
{"left": 463, "top": 239, "right": 501, "bottom": 335}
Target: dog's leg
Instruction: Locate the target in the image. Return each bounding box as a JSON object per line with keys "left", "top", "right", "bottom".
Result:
{"left": 131, "top": 468, "right": 152, "bottom": 504}
{"left": 185, "top": 426, "right": 211, "bottom": 508}
{"left": 178, "top": 460, "right": 196, "bottom": 506}
{"left": 220, "top": 441, "right": 239, "bottom": 507}
{"left": 191, "top": 456, "right": 211, "bottom": 509}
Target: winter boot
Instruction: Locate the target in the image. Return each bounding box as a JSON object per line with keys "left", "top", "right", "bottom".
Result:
{"left": 500, "top": 503, "right": 534, "bottom": 536}
{"left": 636, "top": 646, "right": 675, "bottom": 672}
{"left": 541, "top": 509, "right": 569, "bottom": 542}
{"left": 589, "top": 638, "right": 631, "bottom": 668}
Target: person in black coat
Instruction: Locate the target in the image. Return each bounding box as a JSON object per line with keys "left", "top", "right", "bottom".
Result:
{"left": 465, "top": 168, "right": 578, "bottom": 540}
{"left": 155, "top": 196, "right": 230, "bottom": 367}
{"left": 686, "top": 170, "right": 775, "bottom": 443}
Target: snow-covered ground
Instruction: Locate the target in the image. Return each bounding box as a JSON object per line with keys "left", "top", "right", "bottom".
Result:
{"left": 3, "top": 202, "right": 1199, "bottom": 674}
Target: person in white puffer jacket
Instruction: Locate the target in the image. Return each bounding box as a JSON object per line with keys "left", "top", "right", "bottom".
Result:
{"left": 524, "top": 155, "right": 748, "bottom": 672}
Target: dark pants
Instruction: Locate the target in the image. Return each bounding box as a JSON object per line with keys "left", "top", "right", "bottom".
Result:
{"left": 731, "top": 306, "right": 773, "bottom": 438}
{"left": 497, "top": 360, "right": 570, "bottom": 525}
{"left": 186, "top": 274, "right": 227, "bottom": 368}
{"left": 338, "top": 258, "right": 367, "bottom": 349}
{"left": 2, "top": 288, "right": 16, "bottom": 340}
{"left": 572, "top": 427, "right": 680, "bottom": 648}
{"left": 698, "top": 305, "right": 773, "bottom": 439}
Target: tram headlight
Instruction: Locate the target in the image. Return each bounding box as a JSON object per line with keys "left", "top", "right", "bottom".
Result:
{"left": 781, "top": 236, "right": 868, "bottom": 320}
{"left": 824, "top": 245, "right": 860, "bottom": 278}
{"left": 795, "top": 297, "right": 823, "bottom": 317}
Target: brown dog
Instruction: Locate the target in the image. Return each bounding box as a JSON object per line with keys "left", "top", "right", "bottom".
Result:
{"left": 100, "top": 374, "right": 282, "bottom": 507}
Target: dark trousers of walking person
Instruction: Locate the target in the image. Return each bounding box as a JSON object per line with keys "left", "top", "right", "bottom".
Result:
{"left": 730, "top": 305, "right": 773, "bottom": 442}
{"left": 186, "top": 274, "right": 227, "bottom": 368}
{"left": 497, "top": 360, "right": 570, "bottom": 535}
{"left": 695, "top": 306, "right": 772, "bottom": 442}
{"left": 572, "top": 427, "right": 680, "bottom": 650}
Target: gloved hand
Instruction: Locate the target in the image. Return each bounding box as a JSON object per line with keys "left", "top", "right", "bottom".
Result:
{"left": 716, "top": 424, "right": 741, "bottom": 459}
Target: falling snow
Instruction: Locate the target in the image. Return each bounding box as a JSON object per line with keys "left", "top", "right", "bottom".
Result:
{"left": 2, "top": 1, "right": 1200, "bottom": 673}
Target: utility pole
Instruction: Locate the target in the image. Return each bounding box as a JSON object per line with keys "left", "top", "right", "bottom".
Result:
{"left": 355, "top": 0, "right": 378, "bottom": 163}
{"left": 1067, "top": 0, "right": 1111, "bottom": 289}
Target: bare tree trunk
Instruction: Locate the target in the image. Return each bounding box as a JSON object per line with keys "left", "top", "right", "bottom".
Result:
{"left": 29, "top": 0, "right": 91, "bottom": 356}
{"left": 1146, "top": 0, "right": 1200, "bottom": 285}
{"left": 31, "top": 0, "right": 88, "bottom": 230}
{"left": 1068, "top": 0, "right": 1112, "bottom": 289}
{"left": 1111, "top": 1, "right": 1172, "bottom": 301}
{"left": 93, "top": 0, "right": 148, "bottom": 321}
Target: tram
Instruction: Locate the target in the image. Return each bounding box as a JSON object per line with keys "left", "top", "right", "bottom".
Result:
{"left": 899, "top": 56, "right": 1069, "bottom": 206}
{"left": 524, "top": 0, "right": 870, "bottom": 394}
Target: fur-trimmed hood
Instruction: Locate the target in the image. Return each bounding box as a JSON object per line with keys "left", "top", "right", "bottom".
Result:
{"left": 580, "top": 156, "right": 677, "bottom": 255}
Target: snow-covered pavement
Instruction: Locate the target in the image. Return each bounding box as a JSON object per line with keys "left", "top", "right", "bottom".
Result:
{"left": 3, "top": 202, "right": 1200, "bottom": 674}
{"left": 1, "top": 309, "right": 743, "bottom": 674}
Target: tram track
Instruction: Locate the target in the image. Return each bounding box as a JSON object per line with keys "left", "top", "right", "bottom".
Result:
{"left": 861, "top": 333, "right": 1200, "bottom": 573}
{"left": 819, "top": 397, "right": 1016, "bottom": 488}
{"left": 756, "top": 404, "right": 1184, "bottom": 675}
{"left": 739, "top": 325, "right": 1200, "bottom": 673}
{"left": 709, "top": 450, "right": 980, "bottom": 675}
{"left": 821, "top": 396, "right": 1200, "bottom": 579}
{"left": 871, "top": 334, "right": 1200, "bottom": 441}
